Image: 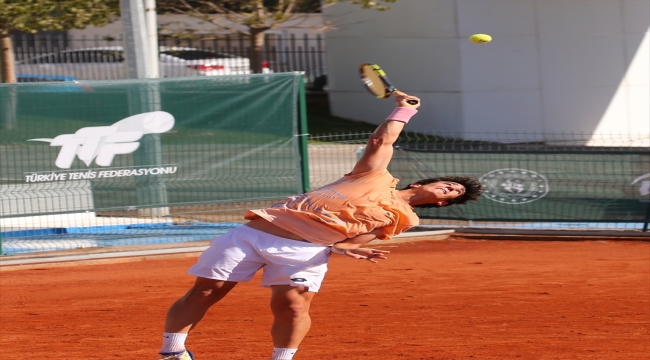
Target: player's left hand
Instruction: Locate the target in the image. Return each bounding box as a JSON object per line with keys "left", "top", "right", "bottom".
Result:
{"left": 343, "top": 248, "right": 390, "bottom": 263}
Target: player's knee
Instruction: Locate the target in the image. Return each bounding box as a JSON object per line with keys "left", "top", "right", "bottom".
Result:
{"left": 180, "top": 289, "right": 213, "bottom": 307}
{"left": 184, "top": 280, "right": 231, "bottom": 305}
{"left": 272, "top": 298, "right": 310, "bottom": 319}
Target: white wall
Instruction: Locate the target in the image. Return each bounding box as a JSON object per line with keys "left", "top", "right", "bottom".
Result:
{"left": 323, "top": 0, "right": 649, "bottom": 142}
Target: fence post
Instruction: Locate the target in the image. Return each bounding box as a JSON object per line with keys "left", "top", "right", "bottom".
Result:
{"left": 121, "top": 0, "right": 150, "bottom": 79}
{"left": 297, "top": 74, "right": 310, "bottom": 193}
{"left": 643, "top": 200, "right": 650, "bottom": 232}
{"left": 316, "top": 34, "right": 323, "bottom": 76}
{"left": 120, "top": 0, "right": 169, "bottom": 216}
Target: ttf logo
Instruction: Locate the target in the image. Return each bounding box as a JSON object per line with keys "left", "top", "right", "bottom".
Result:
{"left": 29, "top": 112, "right": 175, "bottom": 169}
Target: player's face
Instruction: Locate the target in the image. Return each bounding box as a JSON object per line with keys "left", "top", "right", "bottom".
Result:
{"left": 416, "top": 181, "right": 466, "bottom": 205}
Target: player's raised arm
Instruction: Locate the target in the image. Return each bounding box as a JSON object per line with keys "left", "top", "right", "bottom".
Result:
{"left": 349, "top": 91, "right": 421, "bottom": 175}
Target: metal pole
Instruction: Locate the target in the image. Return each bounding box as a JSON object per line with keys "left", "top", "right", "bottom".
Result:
{"left": 144, "top": 0, "right": 159, "bottom": 78}
{"left": 297, "top": 73, "right": 310, "bottom": 193}
{"left": 120, "top": 0, "right": 149, "bottom": 79}
{"left": 643, "top": 200, "right": 650, "bottom": 232}
{"left": 121, "top": 0, "right": 168, "bottom": 217}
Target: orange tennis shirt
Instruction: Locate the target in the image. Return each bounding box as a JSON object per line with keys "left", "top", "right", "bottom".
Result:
{"left": 244, "top": 170, "right": 420, "bottom": 246}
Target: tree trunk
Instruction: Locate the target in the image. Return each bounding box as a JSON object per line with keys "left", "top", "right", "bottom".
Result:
{"left": 249, "top": 28, "right": 266, "bottom": 73}
{"left": 0, "top": 29, "right": 17, "bottom": 83}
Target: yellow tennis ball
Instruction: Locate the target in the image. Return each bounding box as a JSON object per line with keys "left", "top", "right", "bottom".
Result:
{"left": 469, "top": 34, "right": 492, "bottom": 44}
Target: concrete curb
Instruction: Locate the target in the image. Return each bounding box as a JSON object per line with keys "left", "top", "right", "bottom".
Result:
{"left": 0, "top": 230, "right": 455, "bottom": 271}
{"left": 452, "top": 229, "right": 649, "bottom": 241}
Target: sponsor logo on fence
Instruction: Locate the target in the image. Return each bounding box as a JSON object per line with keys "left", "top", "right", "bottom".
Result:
{"left": 28, "top": 111, "right": 175, "bottom": 169}
{"left": 23, "top": 167, "right": 178, "bottom": 183}
{"left": 480, "top": 168, "right": 549, "bottom": 204}
{"left": 631, "top": 173, "right": 650, "bottom": 197}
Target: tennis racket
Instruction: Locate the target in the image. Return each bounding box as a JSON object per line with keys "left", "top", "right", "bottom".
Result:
{"left": 359, "top": 63, "right": 418, "bottom": 105}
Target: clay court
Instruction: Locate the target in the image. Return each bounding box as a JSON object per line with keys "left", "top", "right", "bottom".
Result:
{"left": 1, "top": 238, "right": 648, "bottom": 359}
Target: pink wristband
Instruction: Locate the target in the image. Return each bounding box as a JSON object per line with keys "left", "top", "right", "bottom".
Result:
{"left": 386, "top": 107, "right": 418, "bottom": 123}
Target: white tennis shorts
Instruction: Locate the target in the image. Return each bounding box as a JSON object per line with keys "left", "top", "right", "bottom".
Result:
{"left": 188, "top": 224, "right": 331, "bottom": 292}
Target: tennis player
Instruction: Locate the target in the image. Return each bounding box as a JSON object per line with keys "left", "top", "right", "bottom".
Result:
{"left": 158, "top": 91, "right": 483, "bottom": 360}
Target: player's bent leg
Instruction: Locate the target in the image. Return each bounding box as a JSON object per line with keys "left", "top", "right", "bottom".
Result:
{"left": 270, "top": 284, "right": 316, "bottom": 349}
{"left": 159, "top": 278, "right": 237, "bottom": 359}
{"left": 165, "top": 277, "right": 238, "bottom": 333}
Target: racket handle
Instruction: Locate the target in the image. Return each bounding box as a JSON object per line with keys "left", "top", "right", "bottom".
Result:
{"left": 406, "top": 100, "right": 419, "bottom": 105}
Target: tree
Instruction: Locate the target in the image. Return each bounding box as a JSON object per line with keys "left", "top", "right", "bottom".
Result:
{"left": 0, "top": 0, "right": 119, "bottom": 83}
{"left": 157, "top": 0, "right": 397, "bottom": 73}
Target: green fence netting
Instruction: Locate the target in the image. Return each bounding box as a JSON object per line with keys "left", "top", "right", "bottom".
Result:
{"left": 1, "top": 74, "right": 308, "bottom": 217}
{"left": 388, "top": 142, "right": 649, "bottom": 223}
{"left": 1, "top": 78, "right": 648, "bottom": 256}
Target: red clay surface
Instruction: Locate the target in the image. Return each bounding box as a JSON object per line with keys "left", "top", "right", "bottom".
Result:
{"left": 1, "top": 239, "right": 649, "bottom": 359}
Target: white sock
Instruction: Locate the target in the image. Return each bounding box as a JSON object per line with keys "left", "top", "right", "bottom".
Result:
{"left": 160, "top": 332, "right": 188, "bottom": 353}
{"left": 270, "top": 347, "right": 298, "bottom": 360}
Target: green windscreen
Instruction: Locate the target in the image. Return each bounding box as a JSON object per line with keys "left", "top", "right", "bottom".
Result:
{"left": 0, "top": 74, "right": 306, "bottom": 217}
{"left": 389, "top": 145, "right": 649, "bottom": 222}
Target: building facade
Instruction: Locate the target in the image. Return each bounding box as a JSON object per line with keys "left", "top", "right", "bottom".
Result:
{"left": 323, "top": 0, "right": 649, "bottom": 143}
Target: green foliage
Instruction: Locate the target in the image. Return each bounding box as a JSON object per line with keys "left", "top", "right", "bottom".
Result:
{"left": 0, "top": 0, "right": 397, "bottom": 38}
{"left": 0, "top": 0, "right": 119, "bottom": 32}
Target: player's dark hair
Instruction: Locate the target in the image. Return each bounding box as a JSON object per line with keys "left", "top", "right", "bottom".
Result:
{"left": 401, "top": 176, "right": 483, "bottom": 208}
